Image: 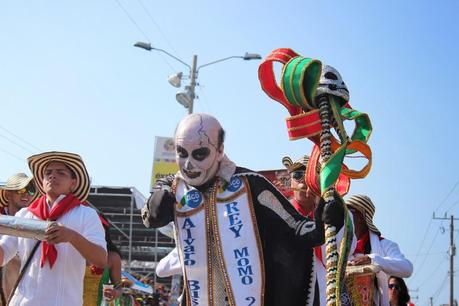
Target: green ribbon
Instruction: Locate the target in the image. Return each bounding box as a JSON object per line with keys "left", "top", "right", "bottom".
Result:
{"left": 281, "top": 56, "right": 322, "bottom": 110}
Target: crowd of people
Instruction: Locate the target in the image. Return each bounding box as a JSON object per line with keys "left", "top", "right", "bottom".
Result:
{"left": 0, "top": 113, "right": 413, "bottom": 305}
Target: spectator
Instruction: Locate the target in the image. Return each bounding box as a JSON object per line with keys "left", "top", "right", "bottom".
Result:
{"left": 347, "top": 195, "right": 413, "bottom": 306}
{"left": 388, "top": 276, "right": 410, "bottom": 306}
{"left": 0, "top": 173, "right": 37, "bottom": 305}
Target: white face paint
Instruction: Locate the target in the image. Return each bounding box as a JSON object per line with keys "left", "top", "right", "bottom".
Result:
{"left": 175, "top": 113, "right": 224, "bottom": 187}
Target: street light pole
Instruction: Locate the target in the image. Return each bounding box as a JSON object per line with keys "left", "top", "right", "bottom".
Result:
{"left": 188, "top": 55, "right": 198, "bottom": 114}
{"left": 134, "top": 42, "right": 261, "bottom": 113}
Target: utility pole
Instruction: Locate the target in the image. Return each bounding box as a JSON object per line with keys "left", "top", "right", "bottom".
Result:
{"left": 433, "top": 213, "right": 458, "bottom": 306}
{"left": 431, "top": 296, "right": 433, "bottom": 306}
{"left": 188, "top": 55, "right": 198, "bottom": 114}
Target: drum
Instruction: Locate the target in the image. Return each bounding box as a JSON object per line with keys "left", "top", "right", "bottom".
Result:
{"left": 341, "top": 264, "right": 380, "bottom": 306}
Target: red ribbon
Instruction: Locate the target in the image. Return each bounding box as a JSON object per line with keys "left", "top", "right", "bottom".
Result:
{"left": 28, "top": 194, "right": 81, "bottom": 268}
{"left": 258, "top": 48, "right": 303, "bottom": 115}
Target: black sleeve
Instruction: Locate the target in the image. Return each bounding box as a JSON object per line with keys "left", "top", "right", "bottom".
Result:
{"left": 141, "top": 175, "right": 176, "bottom": 228}
{"left": 247, "top": 174, "right": 325, "bottom": 248}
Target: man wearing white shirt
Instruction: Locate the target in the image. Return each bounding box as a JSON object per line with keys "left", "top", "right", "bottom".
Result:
{"left": 347, "top": 194, "right": 413, "bottom": 306}
{"left": 0, "top": 151, "right": 107, "bottom": 306}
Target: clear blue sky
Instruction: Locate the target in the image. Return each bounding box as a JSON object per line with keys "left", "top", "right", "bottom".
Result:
{"left": 1, "top": 1, "right": 458, "bottom": 304}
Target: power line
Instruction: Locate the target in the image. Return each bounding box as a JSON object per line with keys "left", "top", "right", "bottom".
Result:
{"left": 0, "top": 133, "right": 36, "bottom": 154}
{"left": 112, "top": 0, "right": 151, "bottom": 42}
{"left": 410, "top": 226, "right": 441, "bottom": 282}
{"left": 446, "top": 198, "right": 459, "bottom": 213}
{"left": 135, "top": 0, "right": 181, "bottom": 58}
{"left": 417, "top": 258, "right": 447, "bottom": 289}
{"left": 0, "top": 147, "right": 25, "bottom": 163}
{"left": 435, "top": 178, "right": 459, "bottom": 213}
{"left": 0, "top": 125, "right": 42, "bottom": 152}
{"left": 112, "top": 0, "right": 178, "bottom": 73}
{"left": 411, "top": 179, "right": 459, "bottom": 280}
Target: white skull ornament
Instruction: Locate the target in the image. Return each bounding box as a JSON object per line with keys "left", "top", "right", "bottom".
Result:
{"left": 175, "top": 113, "right": 224, "bottom": 187}
{"left": 316, "top": 65, "right": 349, "bottom": 104}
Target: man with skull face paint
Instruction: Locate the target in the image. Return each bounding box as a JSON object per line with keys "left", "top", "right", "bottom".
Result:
{"left": 142, "top": 113, "right": 344, "bottom": 306}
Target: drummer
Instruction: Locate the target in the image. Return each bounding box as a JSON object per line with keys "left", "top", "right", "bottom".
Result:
{"left": 346, "top": 195, "right": 413, "bottom": 306}
{"left": 0, "top": 173, "right": 37, "bottom": 305}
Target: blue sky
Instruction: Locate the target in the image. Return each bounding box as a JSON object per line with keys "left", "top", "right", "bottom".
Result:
{"left": 1, "top": 1, "right": 458, "bottom": 304}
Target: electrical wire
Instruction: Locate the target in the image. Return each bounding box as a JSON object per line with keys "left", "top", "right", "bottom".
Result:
{"left": 0, "top": 147, "right": 25, "bottom": 163}
{"left": 112, "top": 0, "right": 151, "bottom": 42}
{"left": 135, "top": 0, "right": 181, "bottom": 58}
{"left": 0, "top": 125, "right": 42, "bottom": 152}
{"left": 410, "top": 226, "right": 441, "bottom": 282}
{"left": 411, "top": 179, "right": 459, "bottom": 281}
{"left": 0, "top": 133, "right": 36, "bottom": 154}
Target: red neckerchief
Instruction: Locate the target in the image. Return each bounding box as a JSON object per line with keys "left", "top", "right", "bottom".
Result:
{"left": 28, "top": 194, "right": 81, "bottom": 268}
{"left": 291, "top": 198, "right": 309, "bottom": 218}
{"left": 291, "top": 199, "right": 324, "bottom": 267}
{"left": 354, "top": 230, "right": 370, "bottom": 255}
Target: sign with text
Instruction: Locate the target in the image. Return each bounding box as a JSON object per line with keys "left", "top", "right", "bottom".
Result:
{"left": 151, "top": 136, "right": 179, "bottom": 190}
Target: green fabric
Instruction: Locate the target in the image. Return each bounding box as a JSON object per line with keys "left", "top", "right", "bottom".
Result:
{"left": 281, "top": 56, "right": 322, "bottom": 110}
{"left": 336, "top": 208, "right": 354, "bottom": 304}
{"left": 97, "top": 267, "right": 111, "bottom": 306}
{"left": 282, "top": 57, "right": 303, "bottom": 107}
{"left": 340, "top": 106, "right": 372, "bottom": 154}
{"left": 320, "top": 143, "right": 347, "bottom": 191}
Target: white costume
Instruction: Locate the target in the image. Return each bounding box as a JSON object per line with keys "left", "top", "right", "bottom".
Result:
{"left": 366, "top": 232, "right": 413, "bottom": 306}
{"left": 0, "top": 201, "right": 106, "bottom": 306}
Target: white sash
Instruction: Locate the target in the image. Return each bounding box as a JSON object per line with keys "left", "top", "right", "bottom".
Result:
{"left": 174, "top": 175, "right": 264, "bottom": 306}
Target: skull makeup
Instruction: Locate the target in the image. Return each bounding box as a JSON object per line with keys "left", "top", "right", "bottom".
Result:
{"left": 175, "top": 113, "right": 225, "bottom": 187}
{"left": 316, "top": 65, "right": 350, "bottom": 104}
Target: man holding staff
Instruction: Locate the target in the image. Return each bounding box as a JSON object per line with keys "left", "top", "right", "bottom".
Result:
{"left": 0, "top": 151, "right": 107, "bottom": 305}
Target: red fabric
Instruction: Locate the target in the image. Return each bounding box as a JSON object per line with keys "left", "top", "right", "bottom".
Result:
{"left": 258, "top": 48, "right": 302, "bottom": 115}
{"left": 28, "top": 194, "right": 81, "bottom": 268}
{"left": 354, "top": 231, "right": 370, "bottom": 255}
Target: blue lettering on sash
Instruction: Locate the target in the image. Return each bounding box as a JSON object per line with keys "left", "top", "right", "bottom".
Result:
{"left": 182, "top": 218, "right": 196, "bottom": 266}
{"left": 226, "top": 201, "right": 243, "bottom": 238}
{"left": 233, "top": 247, "right": 254, "bottom": 285}
{"left": 188, "top": 280, "right": 200, "bottom": 305}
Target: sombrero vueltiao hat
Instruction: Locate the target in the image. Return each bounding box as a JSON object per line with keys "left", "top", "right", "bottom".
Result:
{"left": 27, "top": 151, "right": 90, "bottom": 202}
{"left": 282, "top": 155, "right": 310, "bottom": 173}
{"left": 345, "top": 194, "right": 381, "bottom": 236}
{"left": 0, "top": 173, "right": 36, "bottom": 208}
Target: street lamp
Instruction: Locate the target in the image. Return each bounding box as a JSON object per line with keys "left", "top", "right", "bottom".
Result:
{"left": 134, "top": 41, "right": 262, "bottom": 114}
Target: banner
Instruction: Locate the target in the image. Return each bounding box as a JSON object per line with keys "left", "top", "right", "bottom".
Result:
{"left": 258, "top": 169, "right": 292, "bottom": 199}
{"left": 150, "top": 136, "right": 179, "bottom": 190}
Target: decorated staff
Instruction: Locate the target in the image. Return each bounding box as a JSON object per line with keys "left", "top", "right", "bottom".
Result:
{"left": 258, "top": 48, "right": 372, "bottom": 306}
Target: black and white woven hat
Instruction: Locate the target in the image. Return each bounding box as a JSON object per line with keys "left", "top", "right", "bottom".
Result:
{"left": 282, "top": 155, "right": 310, "bottom": 173}
{"left": 346, "top": 194, "right": 381, "bottom": 235}
{"left": 27, "top": 151, "right": 90, "bottom": 202}
{"left": 0, "top": 173, "right": 35, "bottom": 208}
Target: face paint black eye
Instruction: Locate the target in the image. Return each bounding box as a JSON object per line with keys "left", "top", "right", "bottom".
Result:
{"left": 177, "top": 145, "right": 188, "bottom": 158}
{"left": 324, "top": 72, "right": 338, "bottom": 80}
{"left": 192, "top": 147, "right": 210, "bottom": 161}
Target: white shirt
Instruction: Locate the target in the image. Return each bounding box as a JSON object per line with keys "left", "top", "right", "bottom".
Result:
{"left": 367, "top": 232, "right": 413, "bottom": 306}
{"left": 0, "top": 199, "right": 106, "bottom": 306}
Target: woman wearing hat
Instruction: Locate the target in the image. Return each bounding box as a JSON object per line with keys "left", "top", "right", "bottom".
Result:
{"left": 347, "top": 195, "right": 413, "bottom": 306}
{"left": 0, "top": 151, "right": 107, "bottom": 306}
